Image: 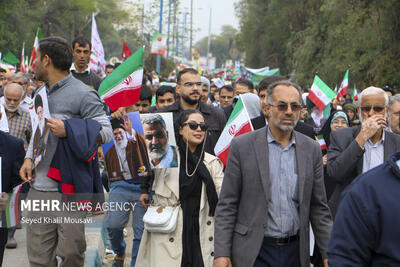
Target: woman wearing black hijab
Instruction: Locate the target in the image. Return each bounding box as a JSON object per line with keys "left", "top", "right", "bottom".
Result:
{"left": 137, "top": 110, "right": 224, "bottom": 267}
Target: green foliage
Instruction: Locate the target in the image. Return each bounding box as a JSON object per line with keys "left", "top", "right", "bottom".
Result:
{"left": 236, "top": 0, "right": 400, "bottom": 90}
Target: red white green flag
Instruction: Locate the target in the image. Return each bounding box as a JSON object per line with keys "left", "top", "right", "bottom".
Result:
{"left": 352, "top": 84, "right": 358, "bottom": 101}
{"left": 214, "top": 95, "right": 253, "bottom": 165}
{"left": 308, "top": 75, "right": 336, "bottom": 110}
{"left": 0, "top": 184, "right": 22, "bottom": 228}
{"left": 336, "top": 69, "right": 349, "bottom": 100}
{"left": 29, "top": 27, "right": 41, "bottom": 71}
{"left": 98, "top": 47, "right": 143, "bottom": 111}
{"left": 20, "top": 42, "right": 26, "bottom": 73}
{"left": 316, "top": 134, "right": 327, "bottom": 151}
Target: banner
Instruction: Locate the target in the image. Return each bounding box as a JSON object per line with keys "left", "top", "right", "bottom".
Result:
{"left": 151, "top": 33, "right": 167, "bottom": 55}
{"left": 89, "top": 14, "right": 106, "bottom": 74}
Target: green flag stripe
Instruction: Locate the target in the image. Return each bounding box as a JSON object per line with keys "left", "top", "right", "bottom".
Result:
{"left": 226, "top": 97, "right": 244, "bottom": 124}
{"left": 315, "top": 75, "right": 336, "bottom": 100}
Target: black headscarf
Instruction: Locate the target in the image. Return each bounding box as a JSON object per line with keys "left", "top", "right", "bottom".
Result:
{"left": 319, "top": 110, "right": 350, "bottom": 150}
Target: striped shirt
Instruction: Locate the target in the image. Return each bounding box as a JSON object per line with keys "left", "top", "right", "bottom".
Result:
{"left": 7, "top": 106, "right": 32, "bottom": 151}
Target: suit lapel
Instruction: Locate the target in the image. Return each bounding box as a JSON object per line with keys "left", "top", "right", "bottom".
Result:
{"left": 253, "top": 128, "right": 270, "bottom": 204}
{"left": 294, "top": 132, "right": 306, "bottom": 204}
{"left": 352, "top": 127, "right": 364, "bottom": 175}
{"left": 384, "top": 132, "right": 394, "bottom": 161}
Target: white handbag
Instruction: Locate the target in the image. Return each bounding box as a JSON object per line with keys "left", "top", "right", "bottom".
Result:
{"left": 143, "top": 204, "right": 180, "bottom": 233}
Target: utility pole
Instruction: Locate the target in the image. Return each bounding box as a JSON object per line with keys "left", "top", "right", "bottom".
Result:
{"left": 182, "top": 11, "right": 187, "bottom": 58}
{"left": 172, "top": 0, "right": 177, "bottom": 58}
{"left": 156, "top": 0, "right": 164, "bottom": 74}
{"left": 206, "top": 8, "right": 212, "bottom": 69}
{"left": 189, "top": 0, "right": 193, "bottom": 61}
{"left": 166, "top": 0, "right": 171, "bottom": 58}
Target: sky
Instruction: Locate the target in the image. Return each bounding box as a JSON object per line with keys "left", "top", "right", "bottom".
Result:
{"left": 139, "top": 0, "right": 239, "bottom": 42}
{"left": 180, "top": 0, "right": 240, "bottom": 42}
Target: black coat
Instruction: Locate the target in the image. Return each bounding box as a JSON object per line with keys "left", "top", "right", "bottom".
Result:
{"left": 157, "top": 100, "right": 227, "bottom": 156}
{"left": 251, "top": 114, "right": 316, "bottom": 140}
{"left": 0, "top": 131, "right": 24, "bottom": 193}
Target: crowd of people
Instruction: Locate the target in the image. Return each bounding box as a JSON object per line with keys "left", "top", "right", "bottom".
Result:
{"left": 0, "top": 34, "right": 399, "bottom": 267}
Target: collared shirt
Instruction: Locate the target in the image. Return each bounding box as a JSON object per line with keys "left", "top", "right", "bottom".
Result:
{"left": 70, "top": 63, "right": 90, "bottom": 74}
{"left": 150, "top": 145, "right": 178, "bottom": 169}
{"left": 265, "top": 127, "right": 300, "bottom": 238}
{"left": 362, "top": 131, "right": 385, "bottom": 173}
{"left": 6, "top": 106, "right": 32, "bottom": 151}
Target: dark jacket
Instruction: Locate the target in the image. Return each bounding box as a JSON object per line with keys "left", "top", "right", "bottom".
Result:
{"left": 47, "top": 119, "right": 104, "bottom": 204}
{"left": 327, "top": 126, "right": 400, "bottom": 217}
{"left": 71, "top": 70, "right": 103, "bottom": 91}
{"left": 327, "top": 152, "right": 400, "bottom": 266}
{"left": 251, "top": 114, "right": 316, "bottom": 140}
{"left": 157, "top": 100, "right": 227, "bottom": 155}
{"left": 0, "top": 131, "right": 24, "bottom": 193}
{"left": 223, "top": 105, "right": 233, "bottom": 120}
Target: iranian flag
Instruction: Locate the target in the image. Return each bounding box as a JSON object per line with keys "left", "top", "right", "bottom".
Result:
{"left": 98, "top": 47, "right": 143, "bottom": 111}
{"left": 352, "top": 84, "right": 358, "bottom": 101}
{"left": 336, "top": 69, "right": 349, "bottom": 100}
{"left": 214, "top": 95, "right": 253, "bottom": 165}
{"left": 20, "top": 42, "right": 26, "bottom": 73}
{"left": 30, "top": 27, "right": 41, "bottom": 71}
{"left": 0, "top": 184, "right": 22, "bottom": 228}
{"left": 308, "top": 75, "right": 336, "bottom": 110}
{"left": 316, "top": 135, "right": 327, "bottom": 151}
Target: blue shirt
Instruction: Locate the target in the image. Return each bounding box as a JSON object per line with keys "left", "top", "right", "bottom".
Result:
{"left": 265, "top": 127, "right": 300, "bottom": 238}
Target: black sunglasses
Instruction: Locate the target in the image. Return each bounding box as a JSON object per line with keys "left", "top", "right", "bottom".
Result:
{"left": 144, "top": 131, "right": 165, "bottom": 140}
{"left": 360, "top": 106, "right": 385, "bottom": 113}
{"left": 269, "top": 102, "right": 302, "bottom": 112}
{"left": 183, "top": 121, "right": 208, "bottom": 131}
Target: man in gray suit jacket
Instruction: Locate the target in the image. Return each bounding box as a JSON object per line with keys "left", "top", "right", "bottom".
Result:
{"left": 214, "top": 81, "right": 332, "bottom": 267}
{"left": 327, "top": 86, "right": 400, "bottom": 217}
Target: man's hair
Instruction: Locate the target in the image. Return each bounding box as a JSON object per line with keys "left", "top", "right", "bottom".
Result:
{"left": 359, "top": 86, "right": 389, "bottom": 106}
{"left": 39, "top": 37, "right": 73, "bottom": 71}
{"left": 219, "top": 85, "right": 234, "bottom": 95}
{"left": 156, "top": 86, "right": 176, "bottom": 101}
{"left": 35, "top": 94, "right": 43, "bottom": 110}
{"left": 257, "top": 75, "right": 287, "bottom": 94}
{"left": 0, "top": 68, "right": 6, "bottom": 73}
{"left": 383, "top": 85, "right": 394, "bottom": 96}
{"left": 105, "top": 64, "right": 114, "bottom": 70}
{"left": 177, "top": 68, "right": 198, "bottom": 84}
{"left": 142, "top": 114, "right": 166, "bottom": 130}
{"left": 139, "top": 85, "right": 152, "bottom": 102}
{"left": 266, "top": 80, "right": 302, "bottom": 104}
{"left": 3, "top": 83, "right": 25, "bottom": 99}
{"left": 14, "top": 72, "right": 30, "bottom": 84}
{"left": 389, "top": 94, "right": 400, "bottom": 112}
{"left": 235, "top": 78, "right": 254, "bottom": 91}
{"left": 72, "top": 36, "right": 91, "bottom": 50}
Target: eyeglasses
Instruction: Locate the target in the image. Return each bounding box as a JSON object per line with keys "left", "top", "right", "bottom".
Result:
{"left": 268, "top": 102, "right": 302, "bottom": 112}
{"left": 183, "top": 121, "right": 208, "bottom": 131}
{"left": 181, "top": 82, "right": 202, "bottom": 88}
{"left": 16, "top": 82, "right": 24, "bottom": 86}
{"left": 145, "top": 131, "right": 165, "bottom": 140}
{"left": 360, "top": 106, "right": 385, "bottom": 113}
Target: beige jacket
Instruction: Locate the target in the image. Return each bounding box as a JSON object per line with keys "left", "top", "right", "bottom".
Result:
{"left": 136, "top": 152, "right": 224, "bottom": 267}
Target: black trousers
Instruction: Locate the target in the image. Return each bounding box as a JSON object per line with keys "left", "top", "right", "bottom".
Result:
{"left": 0, "top": 228, "right": 8, "bottom": 267}
{"left": 253, "top": 237, "right": 301, "bottom": 267}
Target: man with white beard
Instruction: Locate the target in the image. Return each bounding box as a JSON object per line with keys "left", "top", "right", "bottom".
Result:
{"left": 327, "top": 86, "right": 400, "bottom": 218}
{"left": 3, "top": 83, "right": 32, "bottom": 151}
{"left": 142, "top": 114, "right": 178, "bottom": 168}
{"left": 105, "top": 116, "right": 152, "bottom": 267}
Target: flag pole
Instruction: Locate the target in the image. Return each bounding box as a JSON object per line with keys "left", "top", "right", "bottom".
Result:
{"left": 156, "top": 0, "right": 164, "bottom": 74}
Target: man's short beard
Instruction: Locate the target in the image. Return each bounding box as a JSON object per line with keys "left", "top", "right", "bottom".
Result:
{"left": 181, "top": 93, "right": 199, "bottom": 105}
{"left": 5, "top": 105, "right": 18, "bottom": 112}
{"left": 148, "top": 144, "right": 167, "bottom": 160}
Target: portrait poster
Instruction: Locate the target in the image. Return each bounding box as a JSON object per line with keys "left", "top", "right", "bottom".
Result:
{"left": 31, "top": 86, "right": 51, "bottom": 169}
{"left": 140, "top": 112, "right": 178, "bottom": 169}
{"left": 0, "top": 104, "right": 9, "bottom": 133}
{"left": 102, "top": 111, "right": 144, "bottom": 156}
